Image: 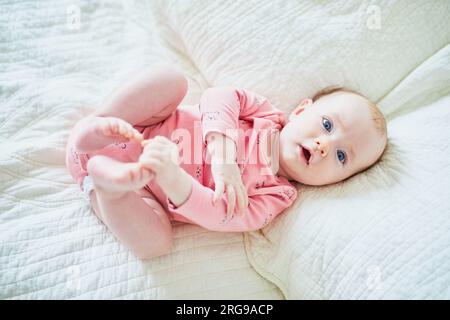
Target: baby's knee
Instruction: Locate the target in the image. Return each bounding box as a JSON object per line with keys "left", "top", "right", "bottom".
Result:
{"left": 135, "top": 236, "right": 173, "bottom": 260}
{"left": 150, "top": 64, "right": 188, "bottom": 95}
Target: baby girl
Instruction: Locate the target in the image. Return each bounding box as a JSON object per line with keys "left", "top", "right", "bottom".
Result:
{"left": 65, "top": 64, "right": 387, "bottom": 259}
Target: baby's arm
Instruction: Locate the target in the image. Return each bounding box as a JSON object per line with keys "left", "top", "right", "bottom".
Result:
{"left": 164, "top": 172, "right": 297, "bottom": 232}
{"left": 205, "top": 132, "right": 249, "bottom": 217}
{"left": 157, "top": 165, "right": 192, "bottom": 208}
{"left": 199, "top": 86, "right": 286, "bottom": 217}
{"left": 200, "top": 86, "right": 286, "bottom": 144}
{"left": 138, "top": 138, "right": 289, "bottom": 232}
{"left": 151, "top": 159, "right": 289, "bottom": 232}
{"left": 138, "top": 136, "right": 297, "bottom": 232}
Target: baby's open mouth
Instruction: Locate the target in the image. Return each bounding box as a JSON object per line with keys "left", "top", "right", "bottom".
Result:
{"left": 303, "top": 147, "right": 311, "bottom": 163}
{"left": 299, "top": 145, "right": 311, "bottom": 165}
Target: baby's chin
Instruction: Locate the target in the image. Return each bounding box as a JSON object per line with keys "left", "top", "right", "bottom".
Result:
{"left": 279, "top": 154, "right": 307, "bottom": 183}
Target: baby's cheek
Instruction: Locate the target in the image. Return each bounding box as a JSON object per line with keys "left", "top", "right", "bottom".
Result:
{"left": 312, "top": 163, "right": 342, "bottom": 185}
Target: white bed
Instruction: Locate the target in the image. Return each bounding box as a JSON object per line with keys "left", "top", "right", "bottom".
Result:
{"left": 1, "top": 0, "right": 449, "bottom": 299}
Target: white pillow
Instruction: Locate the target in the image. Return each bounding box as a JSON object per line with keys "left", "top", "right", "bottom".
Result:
{"left": 245, "top": 92, "right": 450, "bottom": 299}
{"left": 150, "top": 0, "right": 449, "bottom": 111}
{"left": 243, "top": 45, "right": 450, "bottom": 299}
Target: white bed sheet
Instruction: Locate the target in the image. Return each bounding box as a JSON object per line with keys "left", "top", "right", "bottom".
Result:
{"left": 0, "top": 0, "right": 282, "bottom": 299}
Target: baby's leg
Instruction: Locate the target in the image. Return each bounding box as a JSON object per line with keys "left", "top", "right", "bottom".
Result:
{"left": 87, "top": 155, "right": 173, "bottom": 260}
{"left": 68, "top": 64, "right": 187, "bottom": 258}
{"left": 74, "top": 63, "right": 188, "bottom": 152}
{"left": 93, "top": 63, "right": 188, "bottom": 126}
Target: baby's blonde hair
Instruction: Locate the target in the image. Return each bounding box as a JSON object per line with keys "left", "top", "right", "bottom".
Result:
{"left": 312, "top": 86, "right": 388, "bottom": 172}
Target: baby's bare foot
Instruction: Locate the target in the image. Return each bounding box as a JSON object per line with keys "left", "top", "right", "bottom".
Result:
{"left": 87, "top": 155, "right": 154, "bottom": 194}
{"left": 74, "top": 116, "right": 143, "bottom": 153}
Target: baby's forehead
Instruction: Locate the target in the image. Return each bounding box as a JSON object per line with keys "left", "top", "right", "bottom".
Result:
{"left": 322, "top": 91, "right": 368, "bottom": 106}
{"left": 319, "top": 93, "right": 371, "bottom": 117}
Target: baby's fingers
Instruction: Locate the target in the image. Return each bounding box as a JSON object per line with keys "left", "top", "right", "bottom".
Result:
{"left": 138, "top": 163, "right": 155, "bottom": 181}
{"left": 129, "top": 130, "right": 143, "bottom": 142}
{"left": 242, "top": 184, "right": 249, "bottom": 210}
{"left": 213, "top": 180, "right": 224, "bottom": 206}
{"left": 236, "top": 184, "right": 247, "bottom": 216}
{"left": 139, "top": 158, "right": 159, "bottom": 170}
{"left": 226, "top": 184, "right": 236, "bottom": 219}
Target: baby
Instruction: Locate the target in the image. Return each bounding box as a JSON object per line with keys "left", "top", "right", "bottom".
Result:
{"left": 65, "top": 64, "right": 387, "bottom": 259}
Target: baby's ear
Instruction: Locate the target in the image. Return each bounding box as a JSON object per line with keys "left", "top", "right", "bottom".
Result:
{"left": 299, "top": 98, "right": 313, "bottom": 107}
{"left": 289, "top": 98, "right": 313, "bottom": 121}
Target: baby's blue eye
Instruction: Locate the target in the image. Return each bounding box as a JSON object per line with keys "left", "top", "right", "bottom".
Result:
{"left": 337, "top": 150, "right": 347, "bottom": 164}
{"left": 322, "top": 117, "right": 333, "bottom": 132}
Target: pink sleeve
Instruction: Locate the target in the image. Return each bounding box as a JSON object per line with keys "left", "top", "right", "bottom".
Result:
{"left": 200, "top": 86, "right": 286, "bottom": 144}
{"left": 165, "top": 176, "right": 297, "bottom": 232}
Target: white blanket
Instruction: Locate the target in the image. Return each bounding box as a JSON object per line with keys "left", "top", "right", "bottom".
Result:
{"left": 1, "top": 0, "right": 449, "bottom": 299}
{"left": 0, "top": 0, "right": 282, "bottom": 299}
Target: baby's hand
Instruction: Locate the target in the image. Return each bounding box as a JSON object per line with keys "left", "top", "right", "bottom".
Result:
{"left": 96, "top": 116, "right": 143, "bottom": 143}
{"left": 210, "top": 156, "right": 249, "bottom": 219}
{"left": 138, "top": 136, "right": 181, "bottom": 187}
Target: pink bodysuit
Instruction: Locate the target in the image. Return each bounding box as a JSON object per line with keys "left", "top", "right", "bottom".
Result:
{"left": 66, "top": 86, "right": 298, "bottom": 232}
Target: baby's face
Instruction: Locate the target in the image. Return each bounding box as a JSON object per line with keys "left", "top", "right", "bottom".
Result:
{"left": 278, "top": 92, "right": 386, "bottom": 185}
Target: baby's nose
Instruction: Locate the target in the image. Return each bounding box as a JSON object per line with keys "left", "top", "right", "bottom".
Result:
{"left": 314, "top": 137, "right": 329, "bottom": 157}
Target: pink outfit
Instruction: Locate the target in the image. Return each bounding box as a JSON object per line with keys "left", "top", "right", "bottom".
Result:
{"left": 66, "top": 86, "right": 298, "bottom": 232}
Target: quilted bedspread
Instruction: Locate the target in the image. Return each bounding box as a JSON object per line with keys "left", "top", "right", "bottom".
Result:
{"left": 1, "top": 0, "right": 449, "bottom": 299}
{"left": 0, "top": 0, "right": 282, "bottom": 299}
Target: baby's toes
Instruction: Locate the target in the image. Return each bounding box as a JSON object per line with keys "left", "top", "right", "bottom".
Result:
{"left": 122, "top": 127, "right": 141, "bottom": 141}
{"left": 90, "top": 118, "right": 108, "bottom": 136}
{"left": 123, "top": 126, "right": 143, "bottom": 141}
{"left": 97, "top": 120, "right": 116, "bottom": 137}
{"left": 118, "top": 123, "right": 130, "bottom": 136}
{"left": 109, "top": 121, "right": 142, "bottom": 142}
{"left": 131, "top": 130, "right": 144, "bottom": 142}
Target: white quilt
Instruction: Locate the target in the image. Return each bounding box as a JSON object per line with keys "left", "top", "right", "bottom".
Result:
{"left": 1, "top": 0, "right": 449, "bottom": 299}
{"left": 0, "top": 0, "right": 282, "bottom": 299}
